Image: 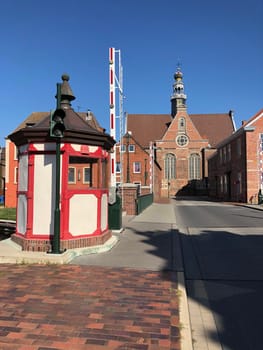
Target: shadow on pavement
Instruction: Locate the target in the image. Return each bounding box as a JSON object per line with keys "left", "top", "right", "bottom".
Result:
{"left": 122, "top": 198, "right": 263, "bottom": 350}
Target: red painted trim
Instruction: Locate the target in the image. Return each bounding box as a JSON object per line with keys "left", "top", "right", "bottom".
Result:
{"left": 110, "top": 68, "right": 113, "bottom": 85}
{"left": 65, "top": 144, "right": 107, "bottom": 159}
{"left": 61, "top": 144, "right": 70, "bottom": 240}
{"left": 110, "top": 113, "right": 114, "bottom": 129}
{"left": 97, "top": 192, "right": 101, "bottom": 234}
{"left": 64, "top": 188, "right": 108, "bottom": 238}
{"left": 26, "top": 152, "right": 34, "bottom": 238}
{"left": 16, "top": 142, "right": 109, "bottom": 243}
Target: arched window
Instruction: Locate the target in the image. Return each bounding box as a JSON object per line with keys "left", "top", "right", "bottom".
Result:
{"left": 165, "top": 153, "right": 176, "bottom": 179}
{"left": 189, "top": 154, "right": 201, "bottom": 180}
{"left": 178, "top": 117, "right": 186, "bottom": 132}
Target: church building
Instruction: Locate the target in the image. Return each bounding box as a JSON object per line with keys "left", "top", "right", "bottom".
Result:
{"left": 116, "top": 68, "right": 236, "bottom": 200}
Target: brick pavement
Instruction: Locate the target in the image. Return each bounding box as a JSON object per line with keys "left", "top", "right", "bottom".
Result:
{"left": 0, "top": 264, "right": 180, "bottom": 350}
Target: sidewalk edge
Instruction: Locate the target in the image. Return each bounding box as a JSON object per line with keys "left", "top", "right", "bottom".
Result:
{"left": 177, "top": 271, "right": 193, "bottom": 350}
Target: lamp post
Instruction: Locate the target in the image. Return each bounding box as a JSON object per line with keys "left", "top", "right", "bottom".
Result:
{"left": 144, "top": 158, "right": 148, "bottom": 186}
{"left": 49, "top": 83, "right": 64, "bottom": 254}
{"left": 126, "top": 133, "right": 130, "bottom": 183}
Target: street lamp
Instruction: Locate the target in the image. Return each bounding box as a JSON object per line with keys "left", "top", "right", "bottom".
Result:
{"left": 126, "top": 132, "right": 130, "bottom": 183}
{"left": 49, "top": 83, "right": 65, "bottom": 254}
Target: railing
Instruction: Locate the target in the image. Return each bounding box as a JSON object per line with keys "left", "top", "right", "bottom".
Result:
{"left": 136, "top": 193, "right": 153, "bottom": 215}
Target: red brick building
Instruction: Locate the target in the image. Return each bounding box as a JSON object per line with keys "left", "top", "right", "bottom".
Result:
{"left": 208, "top": 109, "right": 263, "bottom": 203}
{"left": 116, "top": 68, "right": 235, "bottom": 200}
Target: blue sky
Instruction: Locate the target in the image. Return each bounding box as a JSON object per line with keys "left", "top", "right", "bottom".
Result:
{"left": 1, "top": 0, "right": 262, "bottom": 147}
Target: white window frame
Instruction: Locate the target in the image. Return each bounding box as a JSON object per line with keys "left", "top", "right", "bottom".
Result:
{"left": 68, "top": 167, "right": 76, "bottom": 184}
{"left": 128, "top": 144, "right": 135, "bottom": 152}
{"left": 116, "top": 161, "right": 121, "bottom": 173}
{"left": 164, "top": 153, "right": 176, "bottom": 179}
{"left": 14, "top": 145, "right": 18, "bottom": 160}
{"left": 83, "top": 167, "right": 91, "bottom": 184}
{"left": 14, "top": 167, "right": 18, "bottom": 184}
{"left": 189, "top": 153, "right": 201, "bottom": 180}
{"left": 133, "top": 162, "right": 141, "bottom": 173}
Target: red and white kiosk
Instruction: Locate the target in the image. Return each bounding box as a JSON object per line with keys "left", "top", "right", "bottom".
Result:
{"left": 8, "top": 75, "right": 115, "bottom": 252}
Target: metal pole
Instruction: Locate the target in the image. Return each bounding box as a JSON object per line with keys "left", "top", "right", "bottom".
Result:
{"left": 51, "top": 83, "right": 63, "bottom": 254}
{"left": 126, "top": 134, "right": 130, "bottom": 183}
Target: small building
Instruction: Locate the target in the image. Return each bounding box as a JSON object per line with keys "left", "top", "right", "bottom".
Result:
{"left": 5, "top": 110, "right": 103, "bottom": 208}
{"left": 8, "top": 74, "right": 115, "bottom": 251}
{"left": 208, "top": 109, "right": 263, "bottom": 203}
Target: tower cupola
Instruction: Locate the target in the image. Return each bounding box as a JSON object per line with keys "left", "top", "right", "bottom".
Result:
{"left": 171, "top": 66, "right": 187, "bottom": 117}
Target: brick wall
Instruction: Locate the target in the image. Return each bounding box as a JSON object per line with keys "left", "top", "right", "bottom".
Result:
{"left": 120, "top": 184, "right": 138, "bottom": 215}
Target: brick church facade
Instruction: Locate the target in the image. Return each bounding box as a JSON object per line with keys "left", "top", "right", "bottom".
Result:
{"left": 116, "top": 68, "right": 235, "bottom": 200}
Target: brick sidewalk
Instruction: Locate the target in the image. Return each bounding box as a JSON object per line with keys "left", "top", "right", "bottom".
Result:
{"left": 0, "top": 265, "right": 180, "bottom": 350}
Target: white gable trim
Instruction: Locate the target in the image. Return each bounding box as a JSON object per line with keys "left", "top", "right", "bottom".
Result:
{"left": 246, "top": 111, "right": 263, "bottom": 128}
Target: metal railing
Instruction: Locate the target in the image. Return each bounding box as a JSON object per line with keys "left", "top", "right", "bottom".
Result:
{"left": 136, "top": 193, "right": 153, "bottom": 215}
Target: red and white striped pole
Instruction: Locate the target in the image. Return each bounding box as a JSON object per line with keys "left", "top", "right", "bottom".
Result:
{"left": 109, "top": 47, "right": 116, "bottom": 187}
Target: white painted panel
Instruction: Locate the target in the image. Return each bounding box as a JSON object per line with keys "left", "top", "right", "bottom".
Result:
{"left": 71, "top": 144, "right": 81, "bottom": 152}
{"left": 18, "top": 154, "right": 28, "bottom": 191}
{"left": 71, "top": 144, "right": 98, "bottom": 153}
{"left": 69, "top": 194, "right": 97, "bottom": 236}
{"left": 33, "top": 154, "right": 56, "bottom": 235}
{"left": 17, "top": 194, "right": 27, "bottom": 235}
{"left": 101, "top": 193, "right": 108, "bottom": 231}
{"left": 34, "top": 143, "right": 56, "bottom": 151}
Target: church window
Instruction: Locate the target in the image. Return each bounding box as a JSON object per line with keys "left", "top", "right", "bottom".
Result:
{"left": 176, "top": 134, "right": 188, "bottom": 147}
{"left": 189, "top": 153, "right": 201, "bottom": 180}
{"left": 178, "top": 117, "right": 186, "bottom": 132}
{"left": 165, "top": 153, "right": 176, "bottom": 179}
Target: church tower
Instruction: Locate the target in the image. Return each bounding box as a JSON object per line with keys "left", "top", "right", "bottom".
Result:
{"left": 171, "top": 66, "right": 187, "bottom": 117}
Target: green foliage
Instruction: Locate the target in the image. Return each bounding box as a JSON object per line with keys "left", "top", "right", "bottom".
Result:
{"left": 0, "top": 208, "right": 16, "bottom": 221}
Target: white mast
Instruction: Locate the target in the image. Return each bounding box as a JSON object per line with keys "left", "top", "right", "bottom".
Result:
{"left": 109, "top": 47, "right": 124, "bottom": 187}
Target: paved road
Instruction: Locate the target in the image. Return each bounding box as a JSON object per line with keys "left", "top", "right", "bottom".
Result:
{"left": 71, "top": 204, "right": 176, "bottom": 271}
{"left": 174, "top": 198, "right": 263, "bottom": 350}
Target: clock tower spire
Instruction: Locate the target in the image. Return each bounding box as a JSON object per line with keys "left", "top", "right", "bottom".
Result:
{"left": 171, "top": 65, "right": 187, "bottom": 117}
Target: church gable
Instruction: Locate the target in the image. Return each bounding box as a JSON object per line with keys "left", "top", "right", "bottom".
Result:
{"left": 162, "top": 111, "right": 205, "bottom": 144}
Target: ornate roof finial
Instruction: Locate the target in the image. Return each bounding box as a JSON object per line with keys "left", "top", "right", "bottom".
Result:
{"left": 58, "top": 74, "right": 76, "bottom": 109}
{"left": 174, "top": 61, "right": 183, "bottom": 80}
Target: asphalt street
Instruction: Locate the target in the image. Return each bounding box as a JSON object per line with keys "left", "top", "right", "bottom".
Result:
{"left": 174, "top": 199, "right": 263, "bottom": 350}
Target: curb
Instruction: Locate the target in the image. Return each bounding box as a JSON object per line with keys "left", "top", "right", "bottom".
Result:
{"left": 0, "top": 235, "right": 119, "bottom": 264}
{"left": 177, "top": 271, "right": 193, "bottom": 350}
{"left": 172, "top": 224, "right": 193, "bottom": 350}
